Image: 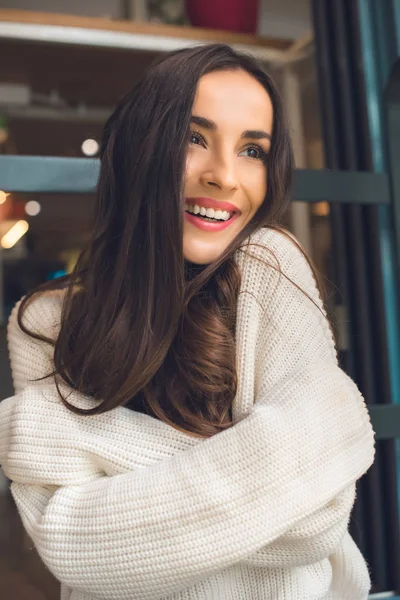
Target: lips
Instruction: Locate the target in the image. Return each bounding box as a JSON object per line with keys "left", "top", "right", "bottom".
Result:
{"left": 184, "top": 209, "right": 240, "bottom": 232}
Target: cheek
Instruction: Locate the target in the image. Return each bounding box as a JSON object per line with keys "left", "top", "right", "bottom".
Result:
{"left": 184, "top": 156, "right": 199, "bottom": 191}
{"left": 185, "top": 148, "right": 201, "bottom": 173}
{"left": 244, "top": 170, "right": 267, "bottom": 215}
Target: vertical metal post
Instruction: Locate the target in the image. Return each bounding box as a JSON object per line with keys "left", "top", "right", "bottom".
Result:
{"left": 122, "top": 0, "right": 148, "bottom": 21}
{"left": 358, "top": 0, "right": 400, "bottom": 522}
{"left": 282, "top": 65, "right": 313, "bottom": 254}
{"left": 0, "top": 247, "right": 4, "bottom": 327}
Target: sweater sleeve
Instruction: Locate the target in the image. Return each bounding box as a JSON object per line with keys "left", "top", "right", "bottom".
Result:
{"left": 240, "top": 483, "right": 356, "bottom": 568}
{"left": 6, "top": 289, "right": 65, "bottom": 394}
{"left": 8, "top": 371, "right": 372, "bottom": 600}
{"left": 2, "top": 231, "right": 375, "bottom": 600}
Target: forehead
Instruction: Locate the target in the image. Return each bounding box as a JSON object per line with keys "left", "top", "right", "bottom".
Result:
{"left": 193, "top": 69, "right": 273, "bottom": 130}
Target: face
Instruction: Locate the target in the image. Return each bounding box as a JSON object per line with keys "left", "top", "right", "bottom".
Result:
{"left": 183, "top": 69, "right": 273, "bottom": 265}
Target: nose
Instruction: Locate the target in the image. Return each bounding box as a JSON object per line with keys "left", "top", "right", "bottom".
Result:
{"left": 199, "top": 150, "right": 239, "bottom": 192}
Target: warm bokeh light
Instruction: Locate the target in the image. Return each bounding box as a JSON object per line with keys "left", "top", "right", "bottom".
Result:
{"left": 25, "top": 200, "right": 41, "bottom": 216}
{"left": 312, "top": 202, "right": 330, "bottom": 217}
{"left": 60, "top": 248, "right": 81, "bottom": 273}
{"left": 81, "top": 138, "right": 99, "bottom": 157}
{"left": 0, "top": 190, "right": 9, "bottom": 204}
{"left": 1, "top": 220, "right": 29, "bottom": 249}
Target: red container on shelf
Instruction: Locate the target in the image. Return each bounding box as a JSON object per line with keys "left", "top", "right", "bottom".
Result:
{"left": 185, "top": 0, "right": 260, "bottom": 35}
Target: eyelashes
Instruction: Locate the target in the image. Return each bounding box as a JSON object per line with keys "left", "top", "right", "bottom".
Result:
{"left": 189, "top": 130, "right": 269, "bottom": 164}
{"left": 244, "top": 144, "right": 269, "bottom": 164}
{"left": 188, "top": 130, "right": 205, "bottom": 145}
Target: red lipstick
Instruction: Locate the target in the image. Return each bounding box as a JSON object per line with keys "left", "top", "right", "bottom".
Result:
{"left": 184, "top": 197, "right": 241, "bottom": 232}
{"left": 185, "top": 197, "right": 241, "bottom": 214}
{"left": 184, "top": 211, "right": 240, "bottom": 232}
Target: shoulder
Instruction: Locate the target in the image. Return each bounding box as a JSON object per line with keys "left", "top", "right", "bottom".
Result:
{"left": 7, "top": 288, "right": 68, "bottom": 394}
{"left": 240, "top": 226, "right": 312, "bottom": 273}
{"left": 236, "top": 227, "right": 338, "bottom": 373}
{"left": 7, "top": 287, "right": 66, "bottom": 344}
{"left": 235, "top": 226, "right": 323, "bottom": 307}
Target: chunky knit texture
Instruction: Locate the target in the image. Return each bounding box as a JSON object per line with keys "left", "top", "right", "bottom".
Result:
{"left": 0, "top": 227, "right": 375, "bottom": 600}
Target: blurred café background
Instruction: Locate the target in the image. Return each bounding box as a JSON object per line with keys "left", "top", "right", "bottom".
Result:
{"left": 0, "top": 0, "right": 400, "bottom": 598}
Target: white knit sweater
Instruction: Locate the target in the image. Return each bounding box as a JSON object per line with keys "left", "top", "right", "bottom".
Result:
{"left": 0, "top": 227, "right": 375, "bottom": 600}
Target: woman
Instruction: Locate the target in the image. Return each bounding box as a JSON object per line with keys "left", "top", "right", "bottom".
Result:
{"left": 0, "top": 44, "right": 375, "bottom": 599}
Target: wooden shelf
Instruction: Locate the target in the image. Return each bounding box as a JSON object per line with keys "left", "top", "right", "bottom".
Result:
{"left": 0, "top": 9, "right": 292, "bottom": 63}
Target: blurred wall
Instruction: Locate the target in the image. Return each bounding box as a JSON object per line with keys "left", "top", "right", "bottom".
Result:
{"left": 258, "top": 0, "right": 310, "bottom": 39}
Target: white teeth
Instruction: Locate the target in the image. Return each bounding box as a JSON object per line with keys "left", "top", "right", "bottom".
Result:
{"left": 184, "top": 203, "right": 234, "bottom": 221}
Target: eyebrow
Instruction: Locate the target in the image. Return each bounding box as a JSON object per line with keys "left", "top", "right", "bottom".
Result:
{"left": 190, "top": 115, "right": 272, "bottom": 141}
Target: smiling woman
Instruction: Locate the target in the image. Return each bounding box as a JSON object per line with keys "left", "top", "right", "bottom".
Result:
{"left": 14, "top": 43, "right": 294, "bottom": 436}
{"left": 1, "top": 43, "right": 375, "bottom": 600}
{"left": 183, "top": 69, "right": 273, "bottom": 264}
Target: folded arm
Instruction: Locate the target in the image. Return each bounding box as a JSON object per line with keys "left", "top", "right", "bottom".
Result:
{"left": 4, "top": 362, "right": 373, "bottom": 600}
{"left": 240, "top": 483, "right": 356, "bottom": 568}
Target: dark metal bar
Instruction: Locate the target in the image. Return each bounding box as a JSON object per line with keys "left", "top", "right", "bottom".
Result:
{"left": 0, "top": 155, "right": 391, "bottom": 204}
{"left": 383, "top": 49, "right": 400, "bottom": 597}
{"left": 294, "top": 169, "right": 390, "bottom": 205}
{"left": 385, "top": 59, "right": 400, "bottom": 315}
{"left": 369, "top": 404, "right": 400, "bottom": 440}
{"left": 0, "top": 156, "right": 99, "bottom": 194}
{"left": 311, "top": 0, "right": 365, "bottom": 559}
{"left": 332, "top": 0, "right": 387, "bottom": 588}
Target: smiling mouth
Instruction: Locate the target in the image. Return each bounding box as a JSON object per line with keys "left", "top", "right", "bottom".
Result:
{"left": 185, "top": 211, "right": 234, "bottom": 223}
{"left": 184, "top": 202, "right": 235, "bottom": 222}
{"left": 184, "top": 206, "right": 240, "bottom": 232}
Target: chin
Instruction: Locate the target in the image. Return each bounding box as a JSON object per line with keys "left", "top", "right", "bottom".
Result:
{"left": 183, "top": 254, "right": 212, "bottom": 266}
{"left": 183, "top": 248, "right": 223, "bottom": 265}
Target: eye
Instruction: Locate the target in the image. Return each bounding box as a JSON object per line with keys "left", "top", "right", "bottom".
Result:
{"left": 241, "top": 144, "right": 268, "bottom": 162}
{"left": 189, "top": 130, "right": 205, "bottom": 146}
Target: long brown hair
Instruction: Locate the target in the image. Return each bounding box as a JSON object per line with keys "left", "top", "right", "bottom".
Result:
{"left": 17, "top": 44, "right": 330, "bottom": 439}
